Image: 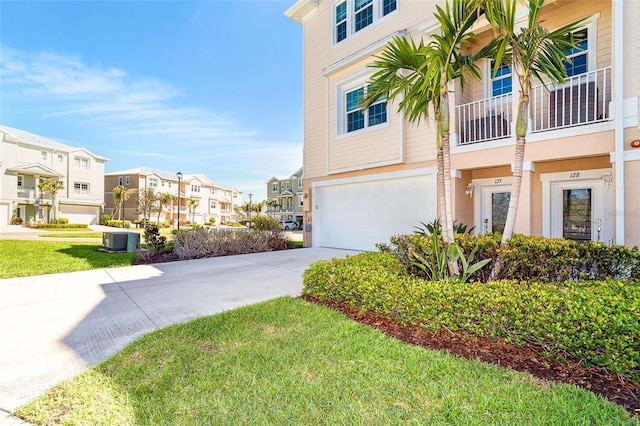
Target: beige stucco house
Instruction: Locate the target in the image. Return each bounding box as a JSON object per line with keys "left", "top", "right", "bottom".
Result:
{"left": 266, "top": 167, "right": 304, "bottom": 224}
{"left": 104, "top": 168, "right": 242, "bottom": 225}
{"left": 286, "top": 0, "right": 640, "bottom": 250}
{"left": 0, "top": 125, "right": 108, "bottom": 225}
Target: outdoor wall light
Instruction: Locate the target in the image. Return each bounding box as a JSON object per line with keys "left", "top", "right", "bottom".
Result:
{"left": 465, "top": 183, "right": 475, "bottom": 197}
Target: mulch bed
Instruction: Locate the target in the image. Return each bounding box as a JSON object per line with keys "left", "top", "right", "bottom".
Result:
{"left": 301, "top": 294, "right": 640, "bottom": 418}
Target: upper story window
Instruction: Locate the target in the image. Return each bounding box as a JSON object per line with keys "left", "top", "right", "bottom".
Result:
{"left": 298, "top": 178, "right": 302, "bottom": 188}
{"left": 41, "top": 151, "right": 47, "bottom": 161}
{"left": 74, "top": 156, "right": 90, "bottom": 170}
{"left": 126, "top": 176, "right": 130, "bottom": 185}
{"left": 73, "top": 182, "right": 89, "bottom": 196}
{"left": 281, "top": 182, "right": 285, "bottom": 190}
{"left": 57, "top": 154, "right": 64, "bottom": 163}
{"left": 334, "top": 0, "right": 397, "bottom": 44}
{"left": 564, "top": 28, "right": 588, "bottom": 77}
{"left": 210, "top": 200, "right": 217, "bottom": 210}
{"left": 148, "top": 178, "right": 158, "bottom": 187}
{"left": 191, "top": 184, "right": 200, "bottom": 192}
{"left": 118, "top": 176, "right": 123, "bottom": 186}
{"left": 17, "top": 175, "right": 23, "bottom": 188}
{"left": 272, "top": 183, "right": 278, "bottom": 192}
{"left": 491, "top": 62, "right": 512, "bottom": 96}
{"left": 286, "top": 181, "right": 290, "bottom": 189}
{"left": 210, "top": 188, "right": 216, "bottom": 195}
{"left": 233, "top": 192, "right": 238, "bottom": 198}
{"left": 343, "top": 84, "right": 387, "bottom": 134}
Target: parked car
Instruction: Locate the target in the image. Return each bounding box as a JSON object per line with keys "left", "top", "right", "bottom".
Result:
{"left": 281, "top": 220, "right": 299, "bottom": 230}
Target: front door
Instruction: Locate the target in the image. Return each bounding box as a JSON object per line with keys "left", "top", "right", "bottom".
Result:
{"left": 551, "top": 180, "right": 605, "bottom": 242}
{"left": 479, "top": 184, "right": 512, "bottom": 235}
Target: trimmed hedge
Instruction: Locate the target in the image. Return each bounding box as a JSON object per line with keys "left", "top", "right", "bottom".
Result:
{"left": 107, "top": 220, "right": 132, "bottom": 228}
{"left": 380, "top": 233, "right": 640, "bottom": 282}
{"left": 30, "top": 223, "right": 88, "bottom": 229}
{"left": 303, "top": 252, "right": 640, "bottom": 377}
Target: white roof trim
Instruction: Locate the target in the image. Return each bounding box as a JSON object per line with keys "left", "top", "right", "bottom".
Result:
{"left": 323, "top": 31, "right": 406, "bottom": 76}
{"left": 284, "top": 0, "right": 317, "bottom": 24}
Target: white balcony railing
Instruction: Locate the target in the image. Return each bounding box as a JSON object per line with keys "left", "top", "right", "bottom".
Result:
{"left": 531, "top": 66, "right": 611, "bottom": 132}
{"left": 456, "top": 93, "right": 512, "bottom": 145}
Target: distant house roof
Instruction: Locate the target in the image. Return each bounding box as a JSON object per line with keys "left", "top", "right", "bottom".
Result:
{"left": 0, "top": 125, "right": 109, "bottom": 161}
{"left": 105, "top": 167, "right": 180, "bottom": 180}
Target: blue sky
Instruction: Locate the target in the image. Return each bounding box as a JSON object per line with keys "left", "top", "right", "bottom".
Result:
{"left": 0, "top": 0, "right": 303, "bottom": 201}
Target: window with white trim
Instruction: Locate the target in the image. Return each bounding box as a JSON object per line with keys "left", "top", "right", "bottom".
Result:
{"left": 17, "top": 175, "right": 23, "bottom": 188}
{"left": 148, "top": 178, "right": 158, "bottom": 188}
{"left": 118, "top": 176, "right": 123, "bottom": 186}
{"left": 73, "top": 182, "right": 89, "bottom": 196}
{"left": 125, "top": 176, "right": 130, "bottom": 185}
{"left": 339, "top": 83, "right": 387, "bottom": 134}
{"left": 210, "top": 188, "right": 216, "bottom": 195}
{"left": 564, "top": 28, "right": 588, "bottom": 77}
{"left": 272, "top": 183, "right": 278, "bottom": 192}
{"left": 57, "top": 154, "right": 64, "bottom": 163}
{"left": 334, "top": 0, "right": 397, "bottom": 44}
{"left": 41, "top": 151, "right": 47, "bottom": 161}
{"left": 298, "top": 178, "right": 302, "bottom": 188}
{"left": 286, "top": 181, "right": 290, "bottom": 189}
{"left": 491, "top": 61, "right": 512, "bottom": 96}
{"left": 191, "top": 184, "right": 200, "bottom": 192}
{"left": 74, "top": 156, "right": 90, "bottom": 170}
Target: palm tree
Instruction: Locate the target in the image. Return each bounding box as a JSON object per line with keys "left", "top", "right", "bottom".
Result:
{"left": 252, "top": 200, "right": 265, "bottom": 217}
{"left": 157, "top": 192, "right": 174, "bottom": 224}
{"left": 42, "top": 178, "right": 65, "bottom": 222}
{"left": 266, "top": 199, "right": 279, "bottom": 218}
{"left": 112, "top": 186, "right": 137, "bottom": 220}
{"left": 36, "top": 179, "right": 48, "bottom": 223}
{"left": 187, "top": 198, "right": 199, "bottom": 223}
{"left": 364, "top": 0, "right": 491, "bottom": 246}
{"left": 484, "top": 0, "right": 585, "bottom": 252}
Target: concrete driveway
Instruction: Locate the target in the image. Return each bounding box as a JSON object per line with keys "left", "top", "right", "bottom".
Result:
{"left": 0, "top": 247, "right": 354, "bottom": 421}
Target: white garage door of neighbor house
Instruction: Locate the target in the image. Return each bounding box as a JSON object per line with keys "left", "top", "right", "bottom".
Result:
{"left": 314, "top": 174, "right": 436, "bottom": 251}
{"left": 60, "top": 205, "right": 98, "bottom": 225}
{"left": 0, "top": 203, "right": 9, "bottom": 225}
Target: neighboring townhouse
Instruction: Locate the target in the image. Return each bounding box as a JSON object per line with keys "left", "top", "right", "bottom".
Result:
{"left": 266, "top": 167, "right": 304, "bottom": 224}
{"left": 286, "top": 0, "right": 640, "bottom": 250}
{"left": 0, "top": 125, "right": 108, "bottom": 225}
{"left": 104, "top": 168, "right": 242, "bottom": 225}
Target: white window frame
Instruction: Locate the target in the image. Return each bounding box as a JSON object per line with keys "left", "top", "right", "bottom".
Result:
{"left": 57, "top": 153, "right": 64, "bottom": 163}
{"left": 41, "top": 151, "right": 47, "bottom": 161}
{"left": 73, "top": 182, "right": 90, "bottom": 196}
{"left": 333, "top": 0, "right": 398, "bottom": 45}
{"left": 17, "top": 175, "right": 23, "bottom": 189}
{"left": 272, "top": 183, "right": 278, "bottom": 192}
{"left": 118, "top": 176, "right": 123, "bottom": 186}
{"left": 74, "top": 156, "right": 90, "bottom": 171}
{"left": 298, "top": 178, "right": 303, "bottom": 188}
{"left": 336, "top": 72, "right": 388, "bottom": 136}
{"left": 191, "top": 184, "right": 200, "bottom": 192}
{"left": 148, "top": 178, "right": 158, "bottom": 188}
{"left": 125, "top": 176, "right": 130, "bottom": 185}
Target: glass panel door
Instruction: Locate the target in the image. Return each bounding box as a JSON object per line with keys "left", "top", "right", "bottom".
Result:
{"left": 481, "top": 185, "right": 511, "bottom": 234}
{"left": 562, "top": 188, "right": 592, "bottom": 242}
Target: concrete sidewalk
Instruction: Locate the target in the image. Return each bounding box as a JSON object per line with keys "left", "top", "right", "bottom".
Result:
{"left": 0, "top": 247, "right": 355, "bottom": 421}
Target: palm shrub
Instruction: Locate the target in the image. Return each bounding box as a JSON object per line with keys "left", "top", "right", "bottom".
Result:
{"left": 143, "top": 224, "right": 167, "bottom": 254}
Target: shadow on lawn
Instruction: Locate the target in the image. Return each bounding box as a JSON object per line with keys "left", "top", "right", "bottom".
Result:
{"left": 57, "top": 244, "right": 137, "bottom": 269}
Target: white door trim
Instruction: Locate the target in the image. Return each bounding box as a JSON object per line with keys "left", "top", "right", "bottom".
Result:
{"left": 472, "top": 176, "right": 513, "bottom": 235}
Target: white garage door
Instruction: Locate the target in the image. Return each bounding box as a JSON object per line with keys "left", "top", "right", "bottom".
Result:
{"left": 60, "top": 204, "right": 98, "bottom": 225}
{"left": 0, "top": 202, "right": 9, "bottom": 225}
{"left": 313, "top": 173, "right": 437, "bottom": 251}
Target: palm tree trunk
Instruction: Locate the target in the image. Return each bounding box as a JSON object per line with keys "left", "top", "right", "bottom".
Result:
{"left": 489, "top": 91, "right": 529, "bottom": 280}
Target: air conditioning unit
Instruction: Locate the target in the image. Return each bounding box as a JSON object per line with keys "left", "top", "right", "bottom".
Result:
{"left": 103, "top": 232, "right": 140, "bottom": 252}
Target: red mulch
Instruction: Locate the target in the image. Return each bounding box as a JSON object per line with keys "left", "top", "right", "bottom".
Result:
{"left": 301, "top": 294, "right": 640, "bottom": 418}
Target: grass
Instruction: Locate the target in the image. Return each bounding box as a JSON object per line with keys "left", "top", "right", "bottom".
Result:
{"left": 38, "top": 232, "right": 103, "bottom": 238}
{"left": 15, "top": 297, "right": 636, "bottom": 426}
{"left": 0, "top": 240, "right": 136, "bottom": 278}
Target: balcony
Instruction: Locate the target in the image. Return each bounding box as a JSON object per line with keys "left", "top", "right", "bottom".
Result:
{"left": 456, "top": 93, "right": 512, "bottom": 145}
{"left": 455, "top": 67, "right": 612, "bottom": 146}
{"left": 531, "top": 66, "right": 611, "bottom": 132}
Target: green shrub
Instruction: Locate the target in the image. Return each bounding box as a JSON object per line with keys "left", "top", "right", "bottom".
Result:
{"left": 31, "top": 223, "right": 88, "bottom": 229}
{"left": 100, "top": 214, "right": 111, "bottom": 225}
{"left": 208, "top": 217, "right": 216, "bottom": 225}
{"left": 142, "top": 224, "right": 166, "bottom": 254}
{"left": 57, "top": 217, "right": 69, "bottom": 224}
{"left": 303, "top": 253, "right": 640, "bottom": 377}
{"left": 107, "top": 220, "right": 131, "bottom": 228}
{"left": 252, "top": 215, "right": 281, "bottom": 231}
{"left": 10, "top": 216, "right": 23, "bottom": 225}
{"left": 382, "top": 233, "right": 640, "bottom": 283}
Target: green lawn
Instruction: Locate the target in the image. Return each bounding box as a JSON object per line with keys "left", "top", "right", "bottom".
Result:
{"left": 15, "top": 297, "right": 635, "bottom": 426}
{"left": 0, "top": 240, "right": 136, "bottom": 278}
{"left": 38, "top": 232, "right": 103, "bottom": 238}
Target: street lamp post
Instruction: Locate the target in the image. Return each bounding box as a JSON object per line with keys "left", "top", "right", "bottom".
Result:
{"left": 248, "top": 193, "right": 253, "bottom": 229}
{"left": 176, "top": 171, "right": 183, "bottom": 231}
